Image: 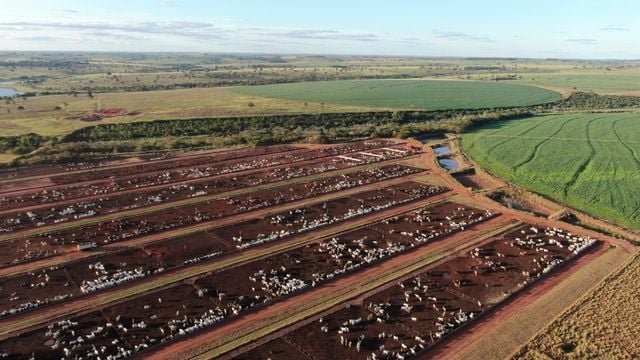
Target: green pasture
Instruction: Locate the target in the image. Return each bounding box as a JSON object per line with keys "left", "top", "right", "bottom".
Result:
{"left": 232, "top": 79, "right": 561, "bottom": 110}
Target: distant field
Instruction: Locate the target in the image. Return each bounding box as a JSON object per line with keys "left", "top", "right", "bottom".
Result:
{"left": 232, "top": 79, "right": 562, "bottom": 110}
{"left": 460, "top": 68, "right": 640, "bottom": 95}
{"left": 514, "top": 69, "right": 640, "bottom": 95}
{"left": 0, "top": 87, "right": 376, "bottom": 137}
{"left": 461, "top": 113, "right": 640, "bottom": 229}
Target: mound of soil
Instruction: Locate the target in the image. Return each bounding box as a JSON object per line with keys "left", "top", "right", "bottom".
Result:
{"left": 80, "top": 108, "right": 128, "bottom": 121}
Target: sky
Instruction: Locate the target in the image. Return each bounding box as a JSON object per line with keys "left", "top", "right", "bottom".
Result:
{"left": 0, "top": 0, "right": 638, "bottom": 59}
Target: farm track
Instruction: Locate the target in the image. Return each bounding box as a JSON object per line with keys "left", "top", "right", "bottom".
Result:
{"left": 483, "top": 115, "right": 560, "bottom": 156}
{"left": 512, "top": 115, "right": 575, "bottom": 171}
{"left": 547, "top": 115, "right": 640, "bottom": 222}
{"left": 0, "top": 184, "right": 453, "bottom": 338}
{"left": 0, "top": 169, "right": 430, "bottom": 277}
{"left": 612, "top": 117, "right": 640, "bottom": 169}
{"left": 0, "top": 142, "right": 397, "bottom": 202}
{"left": 206, "top": 138, "right": 631, "bottom": 360}
{"left": 148, "top": 216, "right": 518, "bottom": 360}
{"left": 422, "top": 240, "right": 614, "bottom": 360}
{"left": 463, "top": 113, "right": 640, "bottom": 229}
{"left": 0, "top": 145, "right": 297, "bottom": 192}
{"left": 0, "top": 149, "right": 419, "bottom": 241}
{"left": 0, "top": 145, "right": 301, "bottom": 188}
{"left": 477, "top": 134, "right": 640, "bottom": 145}
{"left": 597, "top": 118, "right": 640, "bottom": 221}
{"left": 0, "top": 137, "right": 630, "bottom": 360}
{"left": 562, "top": 116, "right": 599, "bottom": 197}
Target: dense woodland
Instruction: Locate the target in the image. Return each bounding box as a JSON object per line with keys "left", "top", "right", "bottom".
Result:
{"left": 62, "top": 109, "right": 531, "bottom": 143}
{"left": 547, "top": 91, "right": 640, "bottom": 109}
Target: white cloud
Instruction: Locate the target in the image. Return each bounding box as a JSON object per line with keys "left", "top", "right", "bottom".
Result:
{"left": 0, "top": 17, "right": 636, "bottom": 58}
{"left": 565, "top": 38, "right": 598, "bottom": 45}
{"left": 433, "top": 29, "right": 493, "bottom": 42}
{"left": 0, "top": 20, "right": 387, "bottom": 46}
{"left": 600, "top": 24, "right": 629, "bottom": 32}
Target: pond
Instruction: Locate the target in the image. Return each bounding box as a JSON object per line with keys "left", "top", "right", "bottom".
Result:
{"left": 0, "top": 88, "right": 21, "bottom": 97}
{"left": 433, "top": 145, "right": 451, "bottom": 156}
{"left": 438, "top": 157, "right": 459, "bottom": 171}
{"left": 0, "top": 82, "right": 22, "bottom": 97}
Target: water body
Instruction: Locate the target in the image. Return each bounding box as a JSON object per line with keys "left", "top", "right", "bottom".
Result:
{"left": 433, "top": 145, "right": 451, "bottom": 156}
{"left": 438, "top": 157, "right": 459, "bottom": 171}
{"left": 0, "top": 81, "right": 22, "bottom": 97}
{"left": 0, "top": 88, "right": 21, "bottom": 97}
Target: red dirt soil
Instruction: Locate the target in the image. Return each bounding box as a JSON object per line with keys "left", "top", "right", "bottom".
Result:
{"left": 0, "top": 139, "right": 631, "bottom": 360}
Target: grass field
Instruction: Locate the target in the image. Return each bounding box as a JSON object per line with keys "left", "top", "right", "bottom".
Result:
{"left": 461, "top": 113, "right": 640, "bottom": 229}
{"left": 438, "top": 64, "right": 640, "bottom": 95}
{"left": 4, "top": 52, "right": 638, "bottom": 98}
{"left": 513, "top": 69, "right": 640, "bottom": 95}
{"left": 0, "top": 78, "right": 561, "bottom": 139}
{"left": 516, "top": 253, "right": 640, "bottom": 359}
{"left": 0, "top": 87, "right": 376, "bottom": 137}
{"left": 232, "top": 79, "right": 562, "bottom": 110}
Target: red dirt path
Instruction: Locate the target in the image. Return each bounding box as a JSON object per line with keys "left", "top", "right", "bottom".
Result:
{"left": 143, "top": 215, "right": 515, "bottom": 360}
{"left": 420, "top": 241, "right": 610, "bottom": 359}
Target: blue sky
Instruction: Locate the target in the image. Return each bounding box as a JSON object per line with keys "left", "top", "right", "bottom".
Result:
{"left": 0, "top": 0, "right": 638, "bottom": 58}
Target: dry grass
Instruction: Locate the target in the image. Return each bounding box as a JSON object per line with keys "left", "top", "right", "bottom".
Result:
{"left": 0, "top": 154, "right": 17, "bottom": 163}
{"left": 26, "top": 66, "right": 431, "bottom": 93}
{"left": 516, "top": 250, "right": 640, "bottom": 360}
{"left": 445, "top": 245, "right": 632, "bottom": 360}
{"left": 0, "top": 87, "right": 379, "bottom": 137}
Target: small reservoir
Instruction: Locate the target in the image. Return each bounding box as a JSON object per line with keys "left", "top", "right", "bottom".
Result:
{"left": 0, "top": 81, "right": 22, "bottom": 97}
{"left": 433, "top": 145, "right": 452, "bottom": 156}
{"left": 438, "top": 157, "right": 459, "bottom": 171}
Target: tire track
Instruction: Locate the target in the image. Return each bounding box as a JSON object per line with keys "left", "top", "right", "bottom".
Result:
{"left": 511, "top": 115, "right": 578, "bottom": 171}
{"left": 562, "top": 116, "right": 600, "bottom": 197}
{"left": 478, "top": 135, "right": 640, "bottom": 145}
{"left": 581, "top": 116, "right": 640, "bottom": 208}
{"left": 612, "top": 116, "right": 640, "bottom": 167}
{"left": 597, "top": 116, "right": 640, "bottom": 221}
{"left": 482, "top": 116, "right": 560, "bottom": 156}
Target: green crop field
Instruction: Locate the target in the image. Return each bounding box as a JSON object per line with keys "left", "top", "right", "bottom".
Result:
{"left": 460, "top": 68, "right": 640, "bottom": 95}
{"left": 232, "top": 79, "right": 561, "bottom": 110}
{"left": 461, "top": 112, "right": 640, "bottom": 229}
{"left": 513, "top": 69, "right": 640, "bottom": 94}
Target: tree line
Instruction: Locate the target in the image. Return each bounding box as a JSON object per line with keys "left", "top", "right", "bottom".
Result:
{"left": 3, "top": 92, "right": 639, "bottom": 167}
{"left": 0, "top": 133, "right": 56, "bottom": 155}
{"left": 62, "top": 108, "right": 531, "bottom": 143}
